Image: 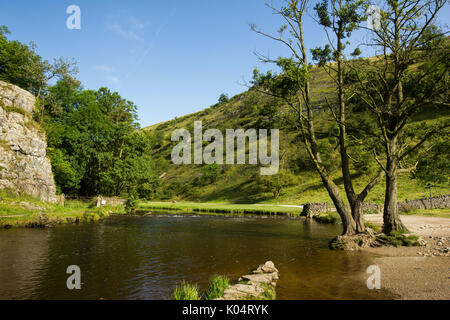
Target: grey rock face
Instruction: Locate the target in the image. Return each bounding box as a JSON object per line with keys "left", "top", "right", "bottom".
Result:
{"left": 0, "top": 81, "right": 56, "bottom": 202}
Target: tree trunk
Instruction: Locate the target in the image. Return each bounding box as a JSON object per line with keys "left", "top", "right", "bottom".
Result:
{"left": 318, "top": 174, "right": 357, "bottom": 235}
{"left": 383, "top": 136, "right": 407, "bottom": 234}
{"left": 351, "top": 199, "right": 366, "bottom": 233}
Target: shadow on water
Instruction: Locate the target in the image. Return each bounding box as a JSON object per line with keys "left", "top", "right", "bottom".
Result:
{"left": 0, "top": 214, "right": 396, "bottom": 299}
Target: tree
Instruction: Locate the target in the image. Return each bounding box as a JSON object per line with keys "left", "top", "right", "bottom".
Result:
{"left": 42, "top": 80, "right": 160, "bottom": 197}
{"left": 0, "top": 25, "right": 78, "bottom": 97}
{"left": 218, "top": 93, "right": 229, "bottom": 104}
{"left": 0, "top": 25, "right": 44, "bottom": 91}
{"left": 251, "top": 0, "right": 379, "bottom": 235}
{"left": 311, "top": 0, "right": 383, "bottom": 233}
{"left": 258, "top": 170, "right": 296, "bottom": 199}
{"left": 348, "top": 0, "right": 449, "bottom": 233}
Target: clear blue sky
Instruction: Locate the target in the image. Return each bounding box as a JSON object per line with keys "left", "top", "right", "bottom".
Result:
{"left": 0, "top": 1, "right": 448, "bottom": 127}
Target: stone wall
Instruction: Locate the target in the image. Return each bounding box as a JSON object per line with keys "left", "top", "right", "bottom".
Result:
{"left": 300, "top": 203, "right": 329, "bottom": 217}
{"left": 0, "top": 81, "right": 56, "bottom": 202}
{"left": 96, "top": 196, "right": 127, "bottom": 207}
{"left": 362, "top": 202, "right": 383, "bottom": 214}
{"left": 301, "top": 195, "right": 450, "bottom": 216}
{"left": 398, "top": 195, "right": 450, "bottom": 211}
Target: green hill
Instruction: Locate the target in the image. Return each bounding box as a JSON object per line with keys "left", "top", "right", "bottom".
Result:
{"left": 145, "top": 65, "right": 450, "bottom": 205}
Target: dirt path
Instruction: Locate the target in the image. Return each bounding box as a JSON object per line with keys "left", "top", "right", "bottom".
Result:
{"left": 362, "top": 214, "right": 450, "bottom": 300}
{"left": 365, "top": 214, "right": 450, "bottom": 237}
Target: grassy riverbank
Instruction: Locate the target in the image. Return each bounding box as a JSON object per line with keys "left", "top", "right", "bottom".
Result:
{"left": 2, "top": 190, "right": 448, "bottom": 229}
{"left": 0, "top": 190, "right": 125, "bottom": 228}
{"left": 138, "top": 201, "right": 303, "bottom": 216}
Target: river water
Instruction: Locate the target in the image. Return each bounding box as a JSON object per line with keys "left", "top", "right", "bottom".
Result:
{"left": 0, "top": 215, "right": 394, "bottom": 299}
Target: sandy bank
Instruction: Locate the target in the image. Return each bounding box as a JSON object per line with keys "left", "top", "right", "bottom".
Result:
{"left": 362, "top": 214, "right": 450, "bottom": 300}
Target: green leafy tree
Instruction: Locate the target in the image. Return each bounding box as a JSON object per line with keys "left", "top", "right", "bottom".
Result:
{"left": 42, "top": 80, "right": 160, "bottom": 197}
{"left": 258, "top": 170, "right": 296, "bottom": 199}
{"left": 348, "top": 0, "right": 449, "bottom": 233}
{"left": 0, "top": 25, "right": 77, "bottom": 97}
{"left": 218, "top": 93, "right": 229, "bottom": 104}
{"left": 311, "top": 0, "right": 381, "bottom": 233}
{"left": 251, "top": 0, "right": 374, "bottom": 235}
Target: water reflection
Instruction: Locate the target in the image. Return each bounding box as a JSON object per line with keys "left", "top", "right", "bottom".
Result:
{"left": 0, "top": 215, "right": 394, "bottom": 299}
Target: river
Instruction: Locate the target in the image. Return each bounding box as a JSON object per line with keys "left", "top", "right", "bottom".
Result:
{"left": 0, "top": 215, "right": 394, "bottom": 299}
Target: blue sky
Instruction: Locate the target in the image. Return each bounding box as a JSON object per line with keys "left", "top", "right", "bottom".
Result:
{"left": 0, "top": 1, "right": 448, "bottom": 127}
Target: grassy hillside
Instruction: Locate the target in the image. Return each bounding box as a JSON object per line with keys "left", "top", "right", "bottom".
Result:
{"left": 145, "top": 65, "right": 450, "bottom": 205}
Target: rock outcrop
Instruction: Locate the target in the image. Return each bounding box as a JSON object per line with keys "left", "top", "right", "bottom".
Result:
{"left": 0, "top": 81, "right": 56, "bottom": 202}
{"left": 216, "top": 261, "right": 278, "bottom": 300}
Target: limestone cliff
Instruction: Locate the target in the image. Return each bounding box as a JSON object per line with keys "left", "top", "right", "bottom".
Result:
{"left": 0, "top": 81, "right": 56, "bottom": 202}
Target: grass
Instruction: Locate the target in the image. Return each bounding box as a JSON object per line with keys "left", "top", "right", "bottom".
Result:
{"left": 1, "top": 105, "right": 29, "bottom": 116}
{"left": 364, "top": 222, "right": 382, "bottom": 233}
{"left": 171, "top": 275, "right": 277, "bottom": 300}
{"left": 375, "top": 233, "right": 421, "bottom": 247}
{"left": 171, "top": 281, "right": 200, "bottom": 300}
{"left": 259, "top": 282, "right": 276, "bottom": 300}
{"left": 204, "top": 275, "right": 230, "bottom": 300}
{"left": 0, "top": 190, "right": 126, "bottom": 228}
{"left": 138, "top": 201, "right": 303, "bottom": 216}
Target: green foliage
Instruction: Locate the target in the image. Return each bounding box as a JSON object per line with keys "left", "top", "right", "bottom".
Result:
{"left": 364, "top": 222, "right": 382, "bottom": 233}
{"left": 125, "top": 195, "right": 138, "bottom": 215}
{"left": 252, "top": 57, "right": 309, "bottom": 99}
{"left": 259, "top": 282, "right": 276, "bottom": 300}
{"left": 416, "top": 138, "right": 450, "bottom": 185}
{"left": 376, "top": 233, "right": 421, "bottom": 247}
{"left": 42, "top": 80, "right": 160, "bottom": 197}
{"left": 255, "top": 103, "right": 279, "bottom": 129}
{"left": 201, "top": 163, "right": 221, "bottom": 184}
{"left": 1, "top": 105, "right": 28, "bottom": 116}
{"left": 329, "top": 239, "right": 346, "bottom": 250}
{"left": 313, "top": 212, "right": 339, "bottom": 224}
{"left": 0, "top": 25, "right": 77, "bottom": 94}
{"left": 47, "top": 148, "right": 81, "bottom": 194}
{"left": 204, "top": 275, "right": 230, "bottom": 300}
{"left": 218, "top": 93, "right": 229, "bottom": 104}
{"left": 0, "top": 26, "right": 158, "bottom": 199}
{"left": 257, "top": 170, "right": 296, "bottom": 199}
{"left": 171, "top": 281, "right": 200, "bottom": 300}
{"left": 0, "top": 26, "right": 44, "bottom": 92}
